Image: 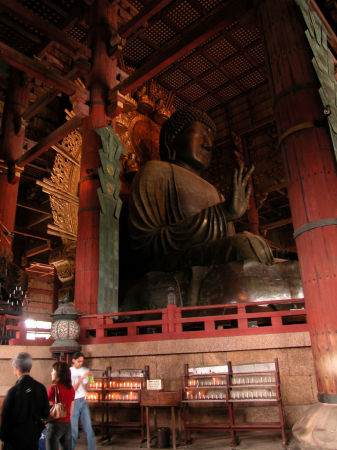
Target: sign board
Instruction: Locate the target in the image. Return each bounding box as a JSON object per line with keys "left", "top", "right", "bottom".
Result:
{"left": 146, "top": 379, "right": 162, "bottom": 390}
{"left": 188, "top": 365, "right": 229, "bottom": 375}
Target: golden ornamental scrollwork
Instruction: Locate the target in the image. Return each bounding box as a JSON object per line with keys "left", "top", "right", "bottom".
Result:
{"left": 37, "top": 128, "right": 81, "bottom": 242}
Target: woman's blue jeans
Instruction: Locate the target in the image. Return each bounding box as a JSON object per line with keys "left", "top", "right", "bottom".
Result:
{"left": 71, "top": 398, "right": 96, "bottom": 450}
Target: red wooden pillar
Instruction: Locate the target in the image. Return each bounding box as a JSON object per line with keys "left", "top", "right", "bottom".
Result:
{"left": 74, "top": 0, "right": 118, "bottom": 314}
{"left": 257, "top": 0, "right": 337, "bottom": 403}
{"left": 0, "top": 68, "right": 29, "bottom": 254}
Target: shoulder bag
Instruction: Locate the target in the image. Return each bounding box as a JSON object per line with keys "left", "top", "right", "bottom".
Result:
{"left": 46, "top": 384, "right": 67, "bottom": 422}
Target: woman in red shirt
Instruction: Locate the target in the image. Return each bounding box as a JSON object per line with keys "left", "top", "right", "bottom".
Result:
{"left": 46, "top": 361, "right": 75, "bottom": 450}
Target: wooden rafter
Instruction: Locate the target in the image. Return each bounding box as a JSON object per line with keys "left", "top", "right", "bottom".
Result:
{"left": 25, "top": 242, "right": 51, "bottom": 258}
{"left": 260, "top": 218, "right": 293, "bottom": 231}
{"left": 16, "top": 115, "right": 84, "bottom": 167}
{"left": 14, "top": 227, "right": 50, "bottom": 241}
{"left": 0, "top": 15, "right": 42, "bottom": 44}
{"left": 0, "top": 0, "right": 91, "bottom": 58}
{"left": 22, "top": 67, "right": 84, "bottom": 121}
{"left": 0, "top": 41, "right": 89, "bottom": 101}
{"left": 27, "top": 214, "right": 52, "bottom": 229}
{"left": 17, "top": 203, "right": 50, "bottom": 215}
{"left": 119, "top": 0, "right": 173, "bottom": 38}
{"left": 51, "top": 144, "right": 80, "bottom": 167}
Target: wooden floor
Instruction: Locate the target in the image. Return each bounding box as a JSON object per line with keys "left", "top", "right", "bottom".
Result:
{"left": 75, "top": 429, "right": 311, "bottom": 449}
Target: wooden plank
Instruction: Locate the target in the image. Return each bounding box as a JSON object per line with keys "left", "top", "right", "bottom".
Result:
{"left": 0, "top": 41, "right": 89, "bottom": 101}
{"left": 0, "top": 0, "right": 91, "bottom": 58}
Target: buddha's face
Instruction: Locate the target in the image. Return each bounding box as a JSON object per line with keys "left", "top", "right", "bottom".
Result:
{"left": 171, "top": 121, "right": 214, "bottom": 172}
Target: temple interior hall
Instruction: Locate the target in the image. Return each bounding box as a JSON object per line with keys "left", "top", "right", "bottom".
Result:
{"left": 0, "top": 0, "right": 336, "bottom": 448}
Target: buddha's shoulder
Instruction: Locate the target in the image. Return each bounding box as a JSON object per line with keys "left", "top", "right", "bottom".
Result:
{"left": 140, "top": 160, "right": 172, "bottom": 176}
{"left": 142, "top": 160, "right": 170, "bottom": 169}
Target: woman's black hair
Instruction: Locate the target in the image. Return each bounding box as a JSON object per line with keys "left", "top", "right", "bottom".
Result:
{"left": 53, "top": 361, "right": 72, "bottom": 389}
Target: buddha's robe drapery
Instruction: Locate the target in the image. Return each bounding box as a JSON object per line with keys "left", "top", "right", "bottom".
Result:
{"left": 128, "top": 160, "right": 273, "bottom": 270}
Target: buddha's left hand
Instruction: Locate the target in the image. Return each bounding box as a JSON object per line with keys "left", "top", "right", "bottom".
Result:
{"left": 224, "top": 163, "right": 254, "bottom": 221}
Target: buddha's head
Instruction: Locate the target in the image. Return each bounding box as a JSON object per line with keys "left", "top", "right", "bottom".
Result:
{"left": 159, "top": 106, "right": 216, "bottom": 172}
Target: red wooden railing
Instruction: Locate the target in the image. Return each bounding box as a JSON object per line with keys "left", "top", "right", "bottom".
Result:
{"left": 0, "top": 315, "right": 52, "bottom": 346}
{"left": 78, "top": 298, "right": 307, "bottom": 345}
{"left": 4, "top": 299, "right": 307, "bottom": 346}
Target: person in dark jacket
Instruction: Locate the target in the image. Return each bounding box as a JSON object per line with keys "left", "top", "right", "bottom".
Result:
{"left": 0, "top": 352, "right": 50, "bottom": 450}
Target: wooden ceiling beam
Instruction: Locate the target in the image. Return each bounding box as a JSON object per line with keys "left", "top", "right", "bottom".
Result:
{"left": 17, "top": 203, "right": 50, "bottom": 215}
{"left": 23, "top": 89, "right": 60, "bottom": 122}
{"left": 51, "top": 144, "right": 80, "bottom": 167}
{"left": 16, "top": 115, "right": 84, "bottom": 167}
{"left": 0, "top": 42, "right": 89, "bottom": 101}
{"left": 25, "top": 242, "right": 51, "bottom": 258}
{"left": 14, "top": 227, "right": 50, "bottom": 241}
{"left": 113, "top": 0, "right": 250, "bottom": 95}
{"left": 260, "top": 217, "right": 293, "bottom": 231}
{"left": 0, "top": 15, "right": 42, "bottom": 44}
{"left": 119, "top": 0, "right": 173, "bottom": 38}
{"left": 22, "top": 66, "right": 85, "bottom": 121}
{"left": 26, "top": 214, "right": 52, "bottom": 229}
{"left": 0, "top": 0, "right": 91, "bottom": 58}
{"left": 26, "top": 163, "right": 51, "bottom": 174}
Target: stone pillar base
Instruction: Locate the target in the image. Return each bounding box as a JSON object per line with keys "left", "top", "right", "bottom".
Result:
{"left": 292, "top": 402, "right": 337, "bottom": 449}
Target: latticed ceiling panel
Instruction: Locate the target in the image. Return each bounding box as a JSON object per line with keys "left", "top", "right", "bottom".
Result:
{"left": 197, "top": 0, "right": 226, "bottom": 12}
{"left": 160, "top": 69, "right": 191, "bottom": 90}
{"left": 240, "top": 71, "right": 265, "bottom": 89}
{"left": 195, "top": 94, "right": 221, "bottom": 110}
{"left": 142, "top": 20, "right": 176, "bottom": 46}
{"left": 180, "top": 83, "right": 207, "bottom": 101}
{"left": 218, "top": 84, "right": 241, "bottom": 101}
{"left": 249, "top": 43, "right": 265, "bottom": 64}
{"left": 224, "top": 55, "right": 253, "bottom": 77}
{"left": 19, "top": 0, "right": 71, "bottom": 27}
{"left": 123, "top": 37, "right": 154, "bottom": 64}
{"left": 165, "top": 0, "right": 201, "bottom": 30}
{"left": 231, "top": 25, "right": 261, "bottom": 47}
{"left": 173, "top": 96, "right": 187, "bottom": 110}
{"left": 66, "top": 23, "right": 87, "bottom": 43}
{"left": 206, "top": 38, "right": 237, "bottom": 62}
{"left": 180, "top": 54, "right": 213, "bottom": 76}
{"left": 201, "top": 70, "right": 229, "bottom": 89}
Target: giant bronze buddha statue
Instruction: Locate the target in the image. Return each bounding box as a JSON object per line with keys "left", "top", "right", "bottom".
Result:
{"left": 127, "top": 106, "right": 274, "bottom": 273}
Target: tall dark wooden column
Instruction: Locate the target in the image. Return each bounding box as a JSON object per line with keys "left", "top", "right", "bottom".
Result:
{"left": 257, "top": 0, "right": 337, "bottom": 404}
{"left": 74, "top": 0, "right": 118, "bottom": 314}
{"left": 0, "top": 68, "right": 29, "bottom": 255}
